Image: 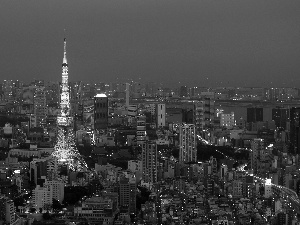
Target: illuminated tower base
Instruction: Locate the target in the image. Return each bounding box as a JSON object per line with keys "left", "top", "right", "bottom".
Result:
{"left": 52, "top": 127, "right": 87, "bottom": 171}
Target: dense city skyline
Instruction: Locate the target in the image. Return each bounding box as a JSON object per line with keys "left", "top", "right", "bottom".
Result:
{"left": 1, "top": 0, "right": 300, "bottom": 87}
{"left": 1, "top": 11, "right": 300, "bottom": 222}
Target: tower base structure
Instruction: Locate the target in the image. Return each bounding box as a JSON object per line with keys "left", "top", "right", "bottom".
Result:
{"left": 52, "top": 127, "right": 87, "bottom": 172}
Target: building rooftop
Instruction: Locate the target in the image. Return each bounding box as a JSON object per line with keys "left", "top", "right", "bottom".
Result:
{"left": 95, "top": 94, "right": 107, "bottom": 98}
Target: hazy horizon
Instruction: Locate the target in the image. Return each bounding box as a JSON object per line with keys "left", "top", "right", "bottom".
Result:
{"left": 1, "top": 0, "right": 300, "bottom": 87}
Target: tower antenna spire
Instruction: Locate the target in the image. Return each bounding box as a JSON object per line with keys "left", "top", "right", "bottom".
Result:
{"left": 63, "top": 29, "right": 67, "bottom": 64}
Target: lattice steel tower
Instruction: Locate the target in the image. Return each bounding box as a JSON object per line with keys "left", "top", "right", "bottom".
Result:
{"left": 52, "top": 38, "right": 87, "bottom": 171}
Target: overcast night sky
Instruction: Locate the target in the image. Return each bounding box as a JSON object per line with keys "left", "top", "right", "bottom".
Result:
{"left": 1, "top": 0, "right": 300, "bottom": 87}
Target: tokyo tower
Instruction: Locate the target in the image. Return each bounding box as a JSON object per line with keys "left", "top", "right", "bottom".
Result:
{"left": 51, "top": 38, "right": 87, "bottom": 171}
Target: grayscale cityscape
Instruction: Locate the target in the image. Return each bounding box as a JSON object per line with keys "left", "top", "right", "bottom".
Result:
{"left": 0, "top": 1, "right": 300, "bottom": 225}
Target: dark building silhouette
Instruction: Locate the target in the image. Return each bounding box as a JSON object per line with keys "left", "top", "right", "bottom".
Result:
{"left": 205, "top": 176, "right": 215, "bottom": 197}
{"left": 289, "top": 107, "right": 300, "bottom": 154}
{"left": 247, "top": 107, "right": 263, "bottom": 123}
{"left": 272, "top": 107, "right": 289, "bottom": 129}
{"left": 228, "top": 89, "right": 236, "bottom": 98}
{"left": 119, "top": 176, "right": 136, "bottom": 214}
{"left": 277, "top": 212, "right": 286, "bottom": 225}
{"left": 179, "top": 86, "right": 188, "bottom": 97}
{"left": 182, "top": 109, "right": 193, "bottom": 123}
{"left": 94, "top": 94, "right": 108, "bottom": 130}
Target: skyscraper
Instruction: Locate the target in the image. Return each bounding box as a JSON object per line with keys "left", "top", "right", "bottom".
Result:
{"left": 94, "top": 94, "right": 108, "bottom": 130}
{"left": 272, "top": 107, "right": 290, "bottom": 129}
{"left": 179, "top": 124, "right": 197, "bottom": 163}
{"left": 125, "top": 83, "right": 130, "bottom": 108}
{"left": 29, "top": 158, "right": 48, "bottom": 186}
{"left": 290, "top": 107, "right": 300, "bottom": 154}
{"left": 193, "top": 98, "right": 215, "bottom": 132}
{"left": 47, "top": 157, "right": 59, "bottom": 181}
{"left": 250, "top": 138, "right": 265, "bottom": 173}
{"left": 142, "top": 141, "right": 158, "bottom": 184}
{"left": 193, "top": 100, "right": 205, "bottom": 131}
{"left": 45, "top": 81, "right": 60, "bottom": 105}
{"left": 119, "top": 175, "right": 136, "bottom": 214}
{"left": 0, "top": 196, "right": 15, "bottom": 224}
{"left": 157, "top": 103, "right": 166, "bottom": 128}
{"left": 204, "top": 97, "right": 215, "bottom": 127}
{"left": 136, "top": 115, "right": 147, "bottom": 146}
{"left": 34, "top": 87, "right": 47, "bottom": 128}
{"left": 247, "top": 107, "right": 263, "bottom": 123}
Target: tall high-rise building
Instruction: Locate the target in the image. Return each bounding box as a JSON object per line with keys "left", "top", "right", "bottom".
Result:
{"left": 272, "top": 107, "right": 290, "bottom": 129}
{"left": 119, "top": 175, "right": 136, "bottom": 214}
{"left": 94, "top": 94, "right": 108, "bottom": 131}
{"left": 194, "top": 101, "right": 205, "bottom": 131}
{"left": 0, "top": 196, "right": 16, "bottom": 224}
{"left": 247, "top": 107, "right": 263, "bottom": 123}
{"left": 136, "top": 115, "right": 147, "bottom": 146}
{"left": 179, "top": 124, "right": 197, "bottom": 163}
{"left": 157, "top": 103, "right": 166, "bottom": 128}
{"left": 264, "top": 179, "right": 272, "bottom": 198}
{"left": 30, "top": 158, "right": 48, "bottom": 186}
{"left": 244, "top": 175, "right": 255, "bottom": 199}
{"left": 125, "top": 83, "right": 130, "bottom": 107}
{"left": 47, "top": 157, "right": 59, "bottom": 181}
{"left": 204, "top": 97, "right": 215, "bottom": 126}
{"left": 70, "top": 81, "right": 83, "bottom": 101}
{"left": 250, "top": 138, "right": 265, "bottom": 173}
{"left": 142, "top": 141, "right": 158, "bottom": 184}
{"left": 45, "top": 81, "right": 60, "bottom": 105}
{"left": 209, "top": 156, "right": 217, "bottom": 174}
{"left": 220, "top": 164, "right": 227, "bottom": 179}
{"left": 194, "top": 98, "right": 215, "bottom": 132}
{"left": 34, "top": 87, "right": 47, "bottom": 127}
{"left": 290, "top": 107, "right": 300, "bottom": 154}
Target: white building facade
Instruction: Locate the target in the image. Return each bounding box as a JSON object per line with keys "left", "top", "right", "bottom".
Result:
{"left": 32, "top": 185, "right": 53, "bottom": 210}
{"left": 157, "top": 103, "right": 166, "bottom": 128}
{"left": 44, "top": 180, "right": 64, "bottom": 203}
{"left": 220, "top": 112, "right": 235, "bottom": 128}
